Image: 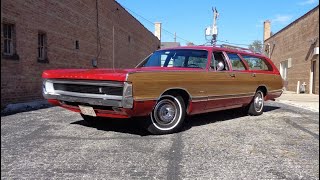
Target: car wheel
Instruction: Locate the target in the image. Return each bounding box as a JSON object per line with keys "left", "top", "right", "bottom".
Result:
{"left": 81, "top": 114, "right": 97, "bottom": 125}
{"left": 146, "top": 95, "right": 186, "bottom": 135}
{"left": 247, "top": 90, "right": 264, "bottom": 116}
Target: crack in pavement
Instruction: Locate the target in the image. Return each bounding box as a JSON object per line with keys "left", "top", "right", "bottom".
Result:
{"left": 166, "top": 133, "right": 183, "bottom": 180}
{"left": 284, "top": 119, "right": 319, "bottom": 140}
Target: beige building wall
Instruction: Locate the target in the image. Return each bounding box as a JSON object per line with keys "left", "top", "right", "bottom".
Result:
{"left": 264, "top": 6, "right": 319, "bottom": 94}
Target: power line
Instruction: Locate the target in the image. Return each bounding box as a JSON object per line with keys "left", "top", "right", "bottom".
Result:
{"left": 217, "top": 40, "right": 251, "bottom": 46}
{"left": 118, "top": 2, "right": 266, "bottom": 46}
{"left": 121, "top": 5, "right": 193, "bottom": 43}
{"left": 216, "top": 39, "right": 266, "bottom": 47}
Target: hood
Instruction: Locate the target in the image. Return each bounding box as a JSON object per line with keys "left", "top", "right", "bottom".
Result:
{"left": 42, "top": 68, "right": 135, "bottom": 81}
{"left": 42, "top": 67, "right": 202, "bottom": 81}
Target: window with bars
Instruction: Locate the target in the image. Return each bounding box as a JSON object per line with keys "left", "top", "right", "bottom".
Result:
{"left": 3, "top": 23, "right": 14, "bottom": 55}
{"left": 38, "top": 32, "right": 48, "bottom": 62}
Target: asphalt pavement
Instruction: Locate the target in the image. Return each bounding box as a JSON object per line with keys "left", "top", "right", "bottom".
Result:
{"left": 1, "top": 101, "right": 319, "bottom": 179}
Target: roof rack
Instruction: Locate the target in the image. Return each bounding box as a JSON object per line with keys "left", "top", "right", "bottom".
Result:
{"left": 219, "top": 44, "right": 258, "bottom": 54}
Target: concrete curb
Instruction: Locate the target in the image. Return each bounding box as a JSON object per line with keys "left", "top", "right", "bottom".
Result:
{"left": 1, "top": 100, "right": 52, "bottom": 116}
{"left": 275, "top": 99, "right": 319, "bottom": 112}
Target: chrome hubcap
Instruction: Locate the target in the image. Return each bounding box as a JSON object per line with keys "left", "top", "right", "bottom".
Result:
{"left": 154, "top": 99, "right": 177, "bottom": 125}
{"left": 159, "top": 105, "right": 175, "bottom": 122}
{"left": 254, "top": 92, "right": 263, "bottom": 112}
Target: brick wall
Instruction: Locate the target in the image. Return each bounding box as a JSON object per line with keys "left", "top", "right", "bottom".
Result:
{"left": 1, "top": 0, "right": 160, "bottom": 107}
{"left": 265, "top": 6, "right": 319, "bottom": 94}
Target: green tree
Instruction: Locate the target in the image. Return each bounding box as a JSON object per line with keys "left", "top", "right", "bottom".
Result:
{"left": 248, "top": 40, "right": 263, "bottom": 53}
{"left": 187, "top": 42, "right": 195, "bottom": 46}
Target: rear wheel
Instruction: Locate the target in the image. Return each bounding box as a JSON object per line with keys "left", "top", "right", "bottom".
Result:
{"left": 146, "top": 95, "right": 186, "bottom": 135}
{"left": 247, "top": 90, "right": 264, "bottom": 116}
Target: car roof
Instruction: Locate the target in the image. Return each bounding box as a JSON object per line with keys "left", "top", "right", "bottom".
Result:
{"left": 159, "top": 45, "right": 267, "bottom": 59}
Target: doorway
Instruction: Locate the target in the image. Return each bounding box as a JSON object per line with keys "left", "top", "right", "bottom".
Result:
{"left": 280, "top": 61, "right": 288, "bottom": 90}
{"left": 280, "top": 61, "right": 288, "bottom": 80}
{"left": 311, "top": 60, "right": 316, "bottom": 94}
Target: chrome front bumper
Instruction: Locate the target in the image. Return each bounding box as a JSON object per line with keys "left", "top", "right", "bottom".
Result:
{"left": 42, "top": 79, "right": 133, "bottom": 108}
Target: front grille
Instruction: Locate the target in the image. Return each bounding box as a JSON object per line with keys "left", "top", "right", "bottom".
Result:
{"left": 53, "top": 83, "right": 123, "bottom": 96}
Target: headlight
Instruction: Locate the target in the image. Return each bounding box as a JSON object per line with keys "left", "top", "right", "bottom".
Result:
{"left": 122, "top": 82, "right": 133, "bottom": 108}
{"left": 43, "top": 80, "right": 54, "bottom": 94}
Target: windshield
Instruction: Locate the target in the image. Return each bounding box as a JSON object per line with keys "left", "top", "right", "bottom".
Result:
{"left": 138, "top": 49, "right": 208, "bottom": 69}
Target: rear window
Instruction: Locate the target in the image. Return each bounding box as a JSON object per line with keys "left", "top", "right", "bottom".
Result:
{"left": 241, "top": 55, "right": 272, "bottom": 71}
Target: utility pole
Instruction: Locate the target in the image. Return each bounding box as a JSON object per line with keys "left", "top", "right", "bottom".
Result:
{"left": 174, "top": 32, "right": 176, "bottom": 42}
{"left": 211, "top": 7, "right": 219, "bottom": 45}
{"left": 205, "top": 7, "right": 219, "bottom": 46}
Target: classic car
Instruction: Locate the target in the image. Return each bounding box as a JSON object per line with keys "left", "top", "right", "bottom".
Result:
{"left": 42, "top": 45, "right": 283, "bottom": 134}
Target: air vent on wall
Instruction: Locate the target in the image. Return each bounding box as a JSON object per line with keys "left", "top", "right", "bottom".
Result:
{"left": 313, "top": 47, "right": 319, "bottom": 56}
{"left": 287, "top": 58, "right": 292, "bottom": 68}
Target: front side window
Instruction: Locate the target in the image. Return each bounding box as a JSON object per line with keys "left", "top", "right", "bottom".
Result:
{"left": 38, "top": 32, "right": 47, "bottom": 61}
{"left": 241, "top": 55, "right": 271, "bottom": 71}
{"left": 227, "top": 53, "right": 246, "bottom": 71}
{"left": 140, "top": 49, "right": 208, "bottom": 69}
{"left": 2, "top": 23, "right": 15, "bottom": 55}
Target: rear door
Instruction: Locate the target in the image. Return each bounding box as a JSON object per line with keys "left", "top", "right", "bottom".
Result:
{"left": 205, "top": 51, "right": 252, "bottom": 110}
{"left": 222, "top": 53, "right": 255, "bottom": 106}
{"left": 240, "top": 55, "right": 283, "bottom": 93}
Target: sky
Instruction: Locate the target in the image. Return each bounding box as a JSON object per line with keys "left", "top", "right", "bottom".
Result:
{"left": 116, "top": 0, "right": 319, "bottom": 47}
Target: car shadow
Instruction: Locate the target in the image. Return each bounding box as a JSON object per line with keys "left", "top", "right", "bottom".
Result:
{"left": 71, "top": 105, "right": 280, "bottom": 136}
{"left": 182, "top": 105, "right": 280, "bottom": 131}
{"left": 71, "top": 118, "right": 150, "bottom": 136}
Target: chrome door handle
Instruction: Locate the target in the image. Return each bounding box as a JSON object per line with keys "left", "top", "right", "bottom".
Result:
{"left": 252, "top": 73, "right": 256, "bottom": 77}
{"left": 230, "top": 73, "right": 236, "bottom": 77}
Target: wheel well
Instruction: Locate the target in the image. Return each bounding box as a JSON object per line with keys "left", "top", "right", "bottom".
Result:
{"left": 257, "top": 86, "right": 267, "bottom": 96}
{"left": 161, "top": 89, "right": 190, "bottom": 108}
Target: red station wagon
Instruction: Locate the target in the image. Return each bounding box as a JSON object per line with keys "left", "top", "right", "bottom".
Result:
{"left": 42, "top": 45, "right": 283, "bottom": 134}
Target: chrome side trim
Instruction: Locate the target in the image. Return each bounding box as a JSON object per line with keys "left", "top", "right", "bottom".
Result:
{"left": 269, "top": 89, "right": 283, "bottom": 93}
{"left": 191, "top": 92, "right": 255, "bottom": 102}
{"left": 191, "top": 96, "right": 208, "bottom": 102}
{"left": 158, "top": 87, "right": 193, "bottom": 101}
{"left": 207, "top": 92, "right": 255, "bottom": 101}
{"left": 125, "top": 73, "right": 129, "bottom": 82}
{"left": 134, "top": 98, "right": 157, "bottom": 102}
{"left": 134, "top": 92, "right": 255, "bottom": 103}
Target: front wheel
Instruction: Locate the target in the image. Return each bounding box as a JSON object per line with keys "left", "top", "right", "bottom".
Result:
{"left": 146, "top": 95, "right": 186, "bottom": 135}
{"left": 247, "top": 90, "right": 264, "bottom": 116}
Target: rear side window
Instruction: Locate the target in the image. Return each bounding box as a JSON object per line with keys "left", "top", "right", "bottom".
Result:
{"left": 227, "top": 53, "right": 246, "bottom": 71}
{"left": 241, "top": 55, "right": 272, "bottom": 71}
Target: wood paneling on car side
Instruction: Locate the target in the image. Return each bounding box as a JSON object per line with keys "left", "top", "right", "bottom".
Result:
{"left": 127, "top": 70, "right": 283, "bottom": 102}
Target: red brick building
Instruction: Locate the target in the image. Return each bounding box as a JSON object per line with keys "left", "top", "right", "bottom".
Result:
{"left": 264, "top": 6, "right": 319, "bottom": 94}
{"left": 1, "top": 0, "right": 160, "bottom": 107}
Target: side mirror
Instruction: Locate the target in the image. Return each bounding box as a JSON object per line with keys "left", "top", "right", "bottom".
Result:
{"left": 92, "top": 58, "right": 97, "bottom": 68}
{"left": 217, "top": 62, "right": 224, "bottom": 71}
